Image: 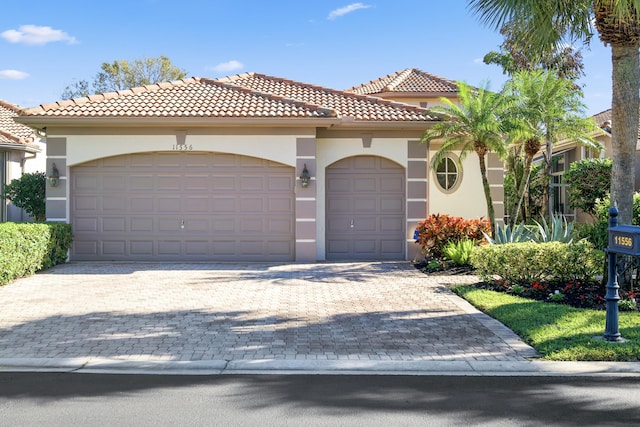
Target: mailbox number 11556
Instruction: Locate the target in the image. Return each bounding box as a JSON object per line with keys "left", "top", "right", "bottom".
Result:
{"left": 614, "top": 235, "right": 633, "bottom": 247}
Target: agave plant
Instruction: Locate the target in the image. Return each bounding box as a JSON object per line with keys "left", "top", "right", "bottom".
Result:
{"left": 533, "top": 213, "right": 574, "bottom": 243}
{"left": 483, "top": 223, "right": 536, "bottom": 245}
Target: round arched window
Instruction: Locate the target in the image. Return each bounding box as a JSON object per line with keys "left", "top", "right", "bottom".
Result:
{"left": 434, "top": 155, "right": 461, "bottom": 192}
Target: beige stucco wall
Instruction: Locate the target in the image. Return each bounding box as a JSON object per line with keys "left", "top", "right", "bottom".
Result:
{"left": 427, "top": 148, "right": 491, "bottom": 220}
{"left": 62, "top": 134, "right": 302, "bottom": 167}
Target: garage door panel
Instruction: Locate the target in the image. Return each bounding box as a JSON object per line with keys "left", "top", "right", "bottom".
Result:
{"left": 103, "top": 241, "right": 126, "bottom": 255}
{"left": 74, "top": 196, "right": 98, "bottom": 211}
{"left": 71, "top": 152, "right": 294, "bottom": 261}
{"left": 212, "top": 176, "right": 236, "bottom": 191}
{"left": 75, "top": 175, "right": 98, "bottom": 190}
{"left": 130, "top": 241, "right": 153, "bottom": 255}
{"left": 131, "top": 198, "right": 153, "bottom": 212}
{"left": 269, "top": 176, "right": 293, "bottom": 190}
{"left": 326, "top": 156, "right": 405, "bottom": 260}
{"left": 103, "top": 176, "right": 126, "bottom": 191}
{"left": 102, "top": 217, "right": 126, "bottom": 232}
{"left": 103, "top": 197, "right": 125, "bottom": 211}
{"left": 241, "top": 176, "right": 264, "bottom": 190}
{"left": 75, "top": 218, "right": 98, "bottom": 232}
{"left": 131, "top": 217, "right": 153, "bottom": 232}
{"left": 157, "top": 175, "right": 181, "bottom": 190}
{"left": 130, "top": 175, "right": 154, "bottom": 191}
{"left": 354, "top": 177, "right": 376, "bottom": 192}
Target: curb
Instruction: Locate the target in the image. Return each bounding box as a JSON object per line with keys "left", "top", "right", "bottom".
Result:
{"left": 1, "top": 358, "right": 640, "bottom": 377}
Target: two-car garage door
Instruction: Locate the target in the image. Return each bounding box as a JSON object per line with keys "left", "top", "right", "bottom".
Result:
{"left": 71, "top": 152, "right": 295, "bottom": 261}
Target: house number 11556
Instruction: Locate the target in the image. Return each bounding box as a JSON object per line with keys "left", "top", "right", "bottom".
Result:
{"left": 172, "top": 144, "right": 193, "bottom": 151}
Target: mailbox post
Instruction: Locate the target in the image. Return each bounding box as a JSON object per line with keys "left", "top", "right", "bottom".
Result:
{"left": 605, "top": 206, "right": 640, "bottom": 341}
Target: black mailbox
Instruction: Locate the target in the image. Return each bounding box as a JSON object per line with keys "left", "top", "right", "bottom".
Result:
{"left": 608, "top": 225, "right": 640, "bottom": 256}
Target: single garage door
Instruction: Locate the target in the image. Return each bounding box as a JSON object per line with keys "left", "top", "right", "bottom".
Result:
{"left": 71, "top": 152, "right": 295, "bottom": 261}
{"left": 326, "top": 156, "right": 405, "bottom": 260}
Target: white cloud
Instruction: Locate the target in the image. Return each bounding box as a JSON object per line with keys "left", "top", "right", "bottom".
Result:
{"left": 1, "top": 25, "right": 77, "bottom": 45}
{"left": 0, "top": 69, "right": 29, "bottom": 80}
{"left": 211, "top": 60, "right": 244, "bottom": 73}
{"left": 473, "top": 58, "right": 484, "bottom": 64}
{"left": 328, "top": 3, "right": 371, "bottom": 20}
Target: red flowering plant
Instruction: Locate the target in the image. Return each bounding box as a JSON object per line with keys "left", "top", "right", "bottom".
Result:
{"left": 414, "top": 214, "right": 490, "bottom": 259}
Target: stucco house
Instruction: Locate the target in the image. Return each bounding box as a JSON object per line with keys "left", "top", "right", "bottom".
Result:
{"left": 0, "top": 100, "right": 45, "bottom": 222}
{"left": 16, "top": 70, "right": 503, "bottom": 262}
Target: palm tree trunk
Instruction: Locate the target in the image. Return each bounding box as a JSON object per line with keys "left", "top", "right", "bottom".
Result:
{"left": 546, "top": 139, "right": 554, "bottom": 220}
{"left": 478, "top": 153, "right": 496, "bottom": 235}
{"left": 510, "top": 155, "right": 534, "bottom": 225}
{"left": 610, "top": 44, "right": 640, "bottom": 225}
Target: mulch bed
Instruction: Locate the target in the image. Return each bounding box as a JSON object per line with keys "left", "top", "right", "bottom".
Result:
{"left": 413, "top": 259, "right": 638, "bottom": 311}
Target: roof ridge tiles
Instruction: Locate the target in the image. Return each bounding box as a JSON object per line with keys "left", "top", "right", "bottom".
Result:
{"left": 0, "top": 99, "right": 24, "bottom": 113}
{"left": 0, "top": 128, "right": 32, "bottom": 144}
{"left": 200, "top": 77, "right": 339, "bottom": 117}
{"left": 384, "top": 68, "right": 413, "bottom": 91}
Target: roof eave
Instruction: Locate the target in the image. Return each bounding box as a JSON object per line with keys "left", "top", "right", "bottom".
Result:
{"left": 0, "top": 142, "right": 41, "bottom": 153}
{"left": 373, "top": 92, "right": 458, "bottom": 99}
{"left": 332, "top": 120, "right": 437, "bottom": 130}
{"left": 15, "top": 116, "right": 343, "bottom": 129}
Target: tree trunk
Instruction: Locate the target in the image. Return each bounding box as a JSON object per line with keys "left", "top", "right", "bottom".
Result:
{"left": 510, "top": 154, "right": 534, "bottom": 226}
{"left": 546, "top": 138, "right": 554, "bottom": 220}
{"left": 478, "top": 153, "right": 496, "bottom": 236}
{"left": 610, "top": 44, "right": 640, "bottom": 225}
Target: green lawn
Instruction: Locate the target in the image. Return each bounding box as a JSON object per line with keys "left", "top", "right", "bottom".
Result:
{"left": 452, "top": 285, "right": 640, "bottom": 361}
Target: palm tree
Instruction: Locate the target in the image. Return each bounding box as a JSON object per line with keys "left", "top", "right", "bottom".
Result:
{"left": 468, "top": 0, "right": 640, "bottom": 225}
{"left": 422, "top": 82, "right": 509, "bottom": 235}
{"left": 504, "top": 70, "right": 601, "bottom": 224}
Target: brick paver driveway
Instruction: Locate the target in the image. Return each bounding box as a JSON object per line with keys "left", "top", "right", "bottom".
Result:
{"left": 0, "top": 262, "right": 537, "bottom": 363}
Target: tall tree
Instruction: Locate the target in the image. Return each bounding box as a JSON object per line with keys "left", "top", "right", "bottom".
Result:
{"left": 468, "top": 0, "right": 640, "bottom": 226}
{"left": 504, "top": 70, "right": 601, "bottom": 224}
{"left": 422, "top": 82, "right": 510, "bottom": 235}
{"left": 62, "top": 55, "right": 187, "bottom": 99}
{"left": 484, "top": 21, "right": 586, "bottom": 81}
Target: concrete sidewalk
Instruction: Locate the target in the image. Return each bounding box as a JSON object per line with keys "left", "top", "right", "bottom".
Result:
{"left": 0, "top": 261, "right": 638, "bottom": 377}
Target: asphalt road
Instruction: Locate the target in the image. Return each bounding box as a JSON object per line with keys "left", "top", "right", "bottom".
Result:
{"left": 2, "top": 373, "right": 640, "bottom": 426}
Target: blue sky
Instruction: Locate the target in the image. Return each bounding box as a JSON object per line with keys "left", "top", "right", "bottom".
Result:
{"left": 0, "top": 1, "right": 612, "bottom": 116}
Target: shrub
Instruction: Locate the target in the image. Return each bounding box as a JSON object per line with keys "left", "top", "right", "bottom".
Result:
{"left": 443, "top": 238, "right": 475, "bottom": 265}
{"left": 1, "top": 172, "right": 46, "bottom": 222}
{"left": 415, "top": 214, "right": 490, "bottom": 258}
{"left": 470, "top": 240, "right": 602, "bottom": 284}
{"left": 0, "top": 222, "right": 73, "bottom": 285}
{"left": 563, "top": 158, "right": 612, "bottom": 216}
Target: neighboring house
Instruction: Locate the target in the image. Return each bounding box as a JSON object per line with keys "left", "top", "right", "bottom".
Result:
{"left": 541, "top": 108, "right": 639, "bottom": 222}
{"left": 0, "top": 100, "right": 45, "bottom": 222}
{"left": 16, "top": 71, "right": 503, "bottom": 262}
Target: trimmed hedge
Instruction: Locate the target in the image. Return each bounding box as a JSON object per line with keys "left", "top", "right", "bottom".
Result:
{"left": 0, "top": 222, "right": 73, "bottom": 285}
{"left": 470, "top": 240, "right": 602, "bottom": 284}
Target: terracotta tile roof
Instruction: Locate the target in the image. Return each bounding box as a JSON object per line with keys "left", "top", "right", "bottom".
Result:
{"left": 592, "top": 108, "right": 640, "bottom": 141}
{"left": 217, "top": 73, "right": 433, "bottom": 121}
{"left": 20, "top": 73, "right": 435, "bottom": 123}
{"left": 0, "top": 100, "right": 35, "bottom": 145}
{"left": 346, "top": 68, "right": 459, "bottom": 96}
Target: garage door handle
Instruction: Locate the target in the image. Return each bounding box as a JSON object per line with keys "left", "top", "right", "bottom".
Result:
{"left": 350, "top": 219, "right": 354, "bottom": 229}
{"left": 180, "top": 220, "right": 185, "bottom": 229}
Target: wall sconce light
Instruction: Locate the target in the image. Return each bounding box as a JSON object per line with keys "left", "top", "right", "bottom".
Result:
{"left": 48, "top": 163, "right": 60, "bottom": 187}
{"left": 299, "top": 164, "right": 311, "bottom": 188}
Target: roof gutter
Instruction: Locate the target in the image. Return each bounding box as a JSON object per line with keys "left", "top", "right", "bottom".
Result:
{"left": 15, "top": 116, "right": 344, "bottom": 129}
{"left": 0, "top": 142, "right": 41, "bottom": 153}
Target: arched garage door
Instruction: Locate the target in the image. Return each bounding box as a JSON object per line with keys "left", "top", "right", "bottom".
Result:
{"left": 71, "top": 152, "right": 295, "bottom": 261}
{"left": 326, "top": 156, "right": 405, "bottom": 260}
